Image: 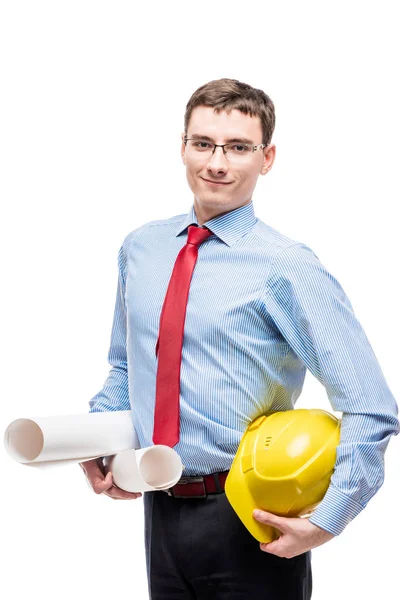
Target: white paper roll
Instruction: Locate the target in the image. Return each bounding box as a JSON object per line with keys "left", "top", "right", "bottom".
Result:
{"left": 4, "top": 410, "right": 139, "bottom": 468}
{"left": 4, "top": 410, "right": 185, "bottom": 490}
{"left": 104, "top": 446, "right": 184, "bottom": 492}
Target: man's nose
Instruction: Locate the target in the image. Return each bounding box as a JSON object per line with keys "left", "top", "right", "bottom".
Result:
{"left": 207, "top": 146, "right": 229, "bottom": 173}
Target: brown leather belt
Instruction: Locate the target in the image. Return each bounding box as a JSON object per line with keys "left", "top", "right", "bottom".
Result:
{"left": 163, "top": 471, "right": 229, "bottom": 498}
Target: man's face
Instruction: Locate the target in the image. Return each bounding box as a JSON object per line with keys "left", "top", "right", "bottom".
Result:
{"left": 181, "top": 106, "right": 276, "bottom": 218}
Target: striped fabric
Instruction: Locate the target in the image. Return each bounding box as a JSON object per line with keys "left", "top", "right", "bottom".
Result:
{"left": 88, "top": 200, "right": 399, "bottom": 536}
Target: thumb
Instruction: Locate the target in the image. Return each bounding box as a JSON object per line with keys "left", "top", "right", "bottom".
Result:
{"left": 104, "top": 471, "right": 114, "bottom": 488}
{"left": 253, "top": 510, "right": 288, "bottom": 532}
{"left": 96, "top": 470, "right": 113, "bottom": 492}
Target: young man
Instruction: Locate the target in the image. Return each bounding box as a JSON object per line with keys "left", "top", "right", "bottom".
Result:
{"left": 80, "top": 78, "right": 399, "bottom": 599}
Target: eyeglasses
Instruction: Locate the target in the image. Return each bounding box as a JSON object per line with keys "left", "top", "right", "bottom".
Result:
{"left": 183, "top": 137, "right": 266, "bottom": 161}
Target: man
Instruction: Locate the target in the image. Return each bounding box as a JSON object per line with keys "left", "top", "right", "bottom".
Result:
{"left": 80, "top": 78, "right": 399, "bottom": 599}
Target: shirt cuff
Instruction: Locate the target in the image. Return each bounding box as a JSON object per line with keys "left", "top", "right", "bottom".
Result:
{"left": 308, "top": 484, "right": 364, "bottom": 536}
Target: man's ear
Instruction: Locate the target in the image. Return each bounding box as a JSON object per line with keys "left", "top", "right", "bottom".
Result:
{"left": 260, "top": 144, "right": 276, "bottom": 175}
{"left": 181, "top": 132, "right": 187, "bottom": 165}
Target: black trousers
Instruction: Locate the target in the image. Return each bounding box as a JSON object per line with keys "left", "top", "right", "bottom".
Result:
{"left": 144, "top": 490, "right": 312, "bottom": 599}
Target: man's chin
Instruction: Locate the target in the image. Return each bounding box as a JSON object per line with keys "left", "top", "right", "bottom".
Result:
{"left": 195, "top": 197, "right": 233, "bottom": 208}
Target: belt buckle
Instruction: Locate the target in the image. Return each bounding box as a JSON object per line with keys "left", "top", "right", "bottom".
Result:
{"left": 168, "top": 476, "right": 207, "bottom": 499}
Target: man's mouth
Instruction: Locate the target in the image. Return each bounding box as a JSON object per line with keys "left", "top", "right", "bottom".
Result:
{"left": 201, "top": 178, "right": 232, "bottom": 186}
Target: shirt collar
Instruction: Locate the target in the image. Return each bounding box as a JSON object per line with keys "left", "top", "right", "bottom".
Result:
{"left": 175, "top": 200, "right": 258, "bottom": 247}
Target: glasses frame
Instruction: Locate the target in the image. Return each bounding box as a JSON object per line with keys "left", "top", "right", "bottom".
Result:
{"left": 183, "top": 136, "right": 267, "bottom": 157}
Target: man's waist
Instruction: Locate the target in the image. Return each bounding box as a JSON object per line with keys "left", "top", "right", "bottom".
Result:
{"left": 161, "top": 470, "right": 230, "bottom": 498}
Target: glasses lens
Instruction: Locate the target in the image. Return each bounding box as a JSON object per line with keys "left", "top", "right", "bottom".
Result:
{"left": 186, "top": 140, "right": 214, "bottom": 156}
{"left": 224, "top": 143, "right": 253, "bottom": 160}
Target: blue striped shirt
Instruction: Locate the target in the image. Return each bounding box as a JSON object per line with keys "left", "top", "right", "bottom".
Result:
{"left": 88, "top": 200, "right": 399, "bottom": 536}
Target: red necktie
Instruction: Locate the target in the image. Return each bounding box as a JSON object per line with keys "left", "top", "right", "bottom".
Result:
{"left": 152, "top": 224, "right": 213, "bottom": 447}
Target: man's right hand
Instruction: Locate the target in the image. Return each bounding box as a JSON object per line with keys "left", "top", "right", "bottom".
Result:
{"left": 79, "top": 457, "right": 142, "bottom": 500}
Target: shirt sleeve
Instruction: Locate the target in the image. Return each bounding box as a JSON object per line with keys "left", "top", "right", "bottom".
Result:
{"left": 262, "top": 242, "right": 399, "bottom": 536}
{"left": 88, "top": 240, "right": 130, "bottom": 413}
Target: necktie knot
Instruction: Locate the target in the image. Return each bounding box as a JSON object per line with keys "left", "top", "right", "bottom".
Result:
{"left": 187, "top": 224, "right": 213, "bottom": 247}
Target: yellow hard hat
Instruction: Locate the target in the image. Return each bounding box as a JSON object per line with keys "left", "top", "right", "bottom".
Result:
{"left": 225, "top": 409, "right": 341, "bottom": 543}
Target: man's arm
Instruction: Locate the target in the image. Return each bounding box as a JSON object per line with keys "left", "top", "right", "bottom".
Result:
{"left": 81, "top": 238, "right": 142, "bottom": 499}
{"left": 262, "top": 242, "right": 399, "bottom": 537}
{"left": 88, "top": 242, "right": 130, "bottom": 413}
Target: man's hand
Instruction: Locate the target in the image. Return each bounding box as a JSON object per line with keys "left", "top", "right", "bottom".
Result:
{"left": 252, "top": 509, "right": 334, "bottom": 558}
{"left": 79, "top": 457, "right": 142, "bottom": 500}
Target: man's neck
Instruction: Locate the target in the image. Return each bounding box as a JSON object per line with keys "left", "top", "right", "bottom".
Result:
{"left": 194, "top": 200, "right": 251, "bottom": 226}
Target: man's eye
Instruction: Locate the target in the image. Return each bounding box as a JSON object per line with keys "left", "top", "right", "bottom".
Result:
{"left": 229, "top": 144, "right": 251, "bottom": 153}
{"left": 194, "top": 141, "right": 212, "bottom": 149}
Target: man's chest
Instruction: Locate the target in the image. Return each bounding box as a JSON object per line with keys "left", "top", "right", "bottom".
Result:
{"left": 125, "top": 242, "right": 278, "bottom": 348}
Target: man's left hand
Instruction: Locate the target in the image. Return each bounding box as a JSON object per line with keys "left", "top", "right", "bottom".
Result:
{"left": 252, "top": 509, "right": 335, "bottom": 558}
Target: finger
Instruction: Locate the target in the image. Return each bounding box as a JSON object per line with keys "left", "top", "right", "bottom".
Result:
{"left": 111, "top": 485, "right": 143, "bottom": 499}
{"left": 103, "top": 486, "right": 142, "bottom": 500}
{"left": 259, "top": 539, "right": 283, "bottom": 556}
{"left": 93, "top": 471, "right": 114, "bottom": 494}
{"left": 252, "top": 510, "right": 289, "bottom": 532}
{"left": 103, "top": 488, "right": 124, "bottom": 500}
{"left": 261, "top": 538, "right": 302, "bottom": 559}
{"left": 103, "top": 485, "right": 142, "bottom": 500}
{"left": 106, "top": 472, "right": 142, "bottom": 498}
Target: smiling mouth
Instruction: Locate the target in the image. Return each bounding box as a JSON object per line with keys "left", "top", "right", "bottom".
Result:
{"left": 202, "top": 178, "right": 232, "bottom": 186}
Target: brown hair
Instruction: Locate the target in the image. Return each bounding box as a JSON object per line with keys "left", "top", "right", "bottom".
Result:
{"left": 184, "top": 78, "right": 275, "bottom": 146}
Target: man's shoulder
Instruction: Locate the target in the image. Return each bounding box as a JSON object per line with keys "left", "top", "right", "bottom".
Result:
{"left": 252, "top": 220, "right": 321, "bottom": 276}
{"left": 121, "top": 212, "right": 187, "bottom": 248}
{"left": 253, "top": 218, "right": 307, "bottom": 253}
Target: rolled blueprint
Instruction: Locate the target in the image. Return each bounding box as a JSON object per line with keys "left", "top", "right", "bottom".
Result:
{"left": 4, "top": 410, "right": 138, "bottom": 467}
{"left": 4, "top": 410, "right": 184, "bottom": 492}
{"left": 104, "top": 446, "right": 184, "bottom": 492}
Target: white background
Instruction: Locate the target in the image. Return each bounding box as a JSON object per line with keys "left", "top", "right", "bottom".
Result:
{"left": 1, "top": 1, "right": 399, "bottom": 598}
